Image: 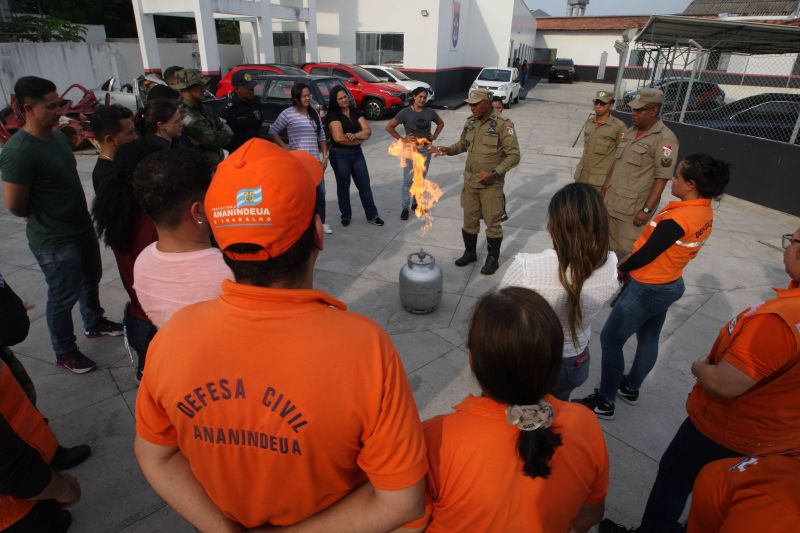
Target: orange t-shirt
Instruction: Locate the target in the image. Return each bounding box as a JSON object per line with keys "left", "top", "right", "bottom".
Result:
{"left": 687, "top": 282, "right": 800, "bottom": 454}
{"left": 688, "top": 453, "right": 800, "bottom": 532}
{"left": 407, "top": 395, "right": 608, "bottom": 532}
{"left": 135, "top": 280, "right": 427, "bottom": 528}
{"left": 0, "top": 361, "right": 58, "bottom": 529}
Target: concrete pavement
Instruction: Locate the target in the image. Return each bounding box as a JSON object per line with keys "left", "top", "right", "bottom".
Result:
{"left": 1, "top": 80, "right": 798, "bottom": 531}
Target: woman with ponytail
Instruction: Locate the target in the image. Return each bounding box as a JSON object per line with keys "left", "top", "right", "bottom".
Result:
{"left": 135, "top": 98, "right": 183, "bottom": 149}
{"left": 500, "top": 182, "right": 620, "bottom": 400}
{"left": 404, "top": 287, "right": 609, "bottom": 532}
{"left": 577, "top": 154, "right": 731, "bottom": 420}
{"left": 92, "top": 139, "right": 165, "bottom": 380}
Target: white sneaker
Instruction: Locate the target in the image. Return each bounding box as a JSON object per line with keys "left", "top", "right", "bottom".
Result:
{"left": 323, "top": 223, "right": 333, "bottom": 235}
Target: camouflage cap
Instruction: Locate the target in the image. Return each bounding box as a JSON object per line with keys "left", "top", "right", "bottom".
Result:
{"left": 170, "top": 68, "right": 210, "bottom": 90}
{"left": 629, "top": 88, "right": 664, "bottom": 110}
{"left": 465, "top": 88, "right": 493, "bottom": 104}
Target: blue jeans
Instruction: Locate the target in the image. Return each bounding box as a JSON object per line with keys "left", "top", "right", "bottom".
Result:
{"left": 552, "top": 348, "right": 590, "bottom": 401}
{"left": 639, "top": 418, "right": 739, "bottom": 532}
{"left": 123, "top": 304, "right": 157, "bottom": 375}
{"left": 598, "top": 277, "right": 685, "bottom": 402}
{"left": 29, "top": 235, "right": 105, "bottom": 357}
{"left": 330, "top": 147, "right": 379, "bottom": 221}
{"left": 401, "top": 146, "right": 432, "bottom": 210}
{"left": 316, "top": 181, "right": 326, "bottom": 224}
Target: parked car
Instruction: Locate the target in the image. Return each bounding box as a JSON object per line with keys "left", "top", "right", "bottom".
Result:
{"left": 548, "top": 58, "right": 575, "bottom": 83}
{"left": 621, "top": 79, "right": 725, "bottom": 114}
{"left": 470, "top": 66, "right": 521, "bottom": 108}
{"left": 215, "top": 64, "right": 306, "bottom": 98}
{"left": 302, "top": 63, "right": 410, "bottom": 120}
{"left": 205, "top": 74, "right": 355, "bottom": 140}
{"left": 360, "top": 65, "right": 434, "bottom": 102}
{"left": 662, "top": 93, "right": 800, "bottom": 144}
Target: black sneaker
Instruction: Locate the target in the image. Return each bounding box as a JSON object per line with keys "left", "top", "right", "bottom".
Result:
{"left": 51, "top": 444, "right": 91, "bottom": 471}
{"left": 574, "top": 390, "right": 615, "bottom": 420}
{"left": 368, "top": 217, "right": 385, "bottom": 226}
{"left": 56, "top": 350, "right": 97, "bottom": 374}
{"left": 599, "top": 519, "right": 639, "bottom": 532}
{"left": 618, "top": 375, "right": 639, "bottom": 405}
{"left": 401, "top": 208, "right": 409, "bottom": 221}
{"left": 341, "top": 218, "right": 351, "bottom": 227}
{"left": 84, "top": 317, "right": 123, "bottom": 338}
{"left": 500, "top": 212, "right": 509, "bottom": 222}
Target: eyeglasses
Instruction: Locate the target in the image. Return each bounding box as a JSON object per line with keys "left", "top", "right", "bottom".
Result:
{"left": 593, "top": 100, "right": 612, "bottom": 106}
{"left": 782, "top": 234, "right": 800, "bottom": 249}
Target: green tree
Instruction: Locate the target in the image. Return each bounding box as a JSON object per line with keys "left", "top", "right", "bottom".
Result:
{"left": 4, "top": 15, "right": 86, "bottom": 42}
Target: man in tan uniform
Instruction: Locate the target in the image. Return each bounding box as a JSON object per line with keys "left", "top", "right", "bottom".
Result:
{"left": 602, "top": 88, "right": 679, "bottom": 256}
{"left": 574, "top": 91, "right": 626, "bottom": 192}
{"left": 432, "top": 89, "right": 520, "bottom": 275}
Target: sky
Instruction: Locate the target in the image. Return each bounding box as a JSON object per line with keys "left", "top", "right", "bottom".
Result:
{"left": 523, "top": 0, "right": 693, "bottom": 16}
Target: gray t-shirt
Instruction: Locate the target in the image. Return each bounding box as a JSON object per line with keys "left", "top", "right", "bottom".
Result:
{"left": 394, "top": 106, "right": 440, "bottom": 140}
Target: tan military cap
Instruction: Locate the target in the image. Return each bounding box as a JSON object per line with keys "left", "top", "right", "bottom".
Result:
{"left": 629, "top": 88, "right": 664, "bottom": 110}
{"left": 595, "top": 90, "right": 615, "bottom": 103}
{"left": 465, "top": 88, "right": 493, "bottom": 104}
{"left": 170, "top": 69, "right": 210, "bottom": 90}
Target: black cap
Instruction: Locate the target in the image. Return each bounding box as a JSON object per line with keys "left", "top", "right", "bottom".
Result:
{"left": 231, "top": 71, "right": 258, "bottom": 89}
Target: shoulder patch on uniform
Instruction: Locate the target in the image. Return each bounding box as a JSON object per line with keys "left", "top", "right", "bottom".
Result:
{"left": 506, "top": 123, "right": 515, "bottom": 136}
{"left": 662, "top": 145, "right": 673, "bottom": 157}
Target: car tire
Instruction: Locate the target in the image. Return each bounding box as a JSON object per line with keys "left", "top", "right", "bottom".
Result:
{"left": 363, "top": 98, "right": 385, "bottom": 120}
{"left": 513, "top": 92, "right": 519, "bottom": 104}
{"left": 503, "top": 99, "right": 510, "bottom": 109}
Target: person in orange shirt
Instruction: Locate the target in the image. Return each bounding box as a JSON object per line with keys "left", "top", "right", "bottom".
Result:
{"left": 577, "top": 154, "right": 730, "bottom": 419}
{"left": 687, "top": 452, "right": 800, "bottom": 532}
{"left": 405, "top": 287, "right": 609, "bottom": 533}
{"left": 134, "top": 139, "right": 426, "bottom": 532}
{"left": 600, "top": 227, "right": 800, "bottom": 532}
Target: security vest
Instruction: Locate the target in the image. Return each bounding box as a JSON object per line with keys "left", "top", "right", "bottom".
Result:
{"left": 0, "top": 361, "right": 58, "bottom": 528}
{"left": 687, "top": 283, "right": 800, "bottom": 454}
{"left": 630, "top": 198, "right": 713, "bottom": 284}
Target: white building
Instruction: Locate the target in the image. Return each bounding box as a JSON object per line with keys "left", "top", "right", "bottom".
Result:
{"left": 257, "top": 0, "right": 537, "bottom": 97}
{"left": 533, "top": 15, "right": 648, "bottom": 83}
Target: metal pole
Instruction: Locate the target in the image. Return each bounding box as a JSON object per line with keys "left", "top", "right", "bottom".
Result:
{"left": 680, "top": 40, "right": 703, "bottom": 123}
{"left": 789, "top": 110, "right": 800, "bottom": 144}
{"left": 614, "top": 41, "right": 629, "bottom": 103}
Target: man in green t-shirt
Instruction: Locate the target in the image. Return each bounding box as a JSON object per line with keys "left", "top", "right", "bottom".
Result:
{"left": 0, "top": 76, "right": 122, "bottom": 374}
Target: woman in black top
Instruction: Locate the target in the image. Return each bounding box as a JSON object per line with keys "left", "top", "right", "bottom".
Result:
{"left": 326, "top": 86, "right": 383, "bottom": 226}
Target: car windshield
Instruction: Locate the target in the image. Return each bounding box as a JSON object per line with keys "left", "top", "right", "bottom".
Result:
{"left": 387, "top": 67, "right": 410, "bottom": 81}
{"left": 478, "top": 69, "right": 511, "bottom": 82}
{"left": 350, "top": 66, "right": 382, "bottom": 83}
{"left": 554, "top": 59, "right": 573, "bottom": 67}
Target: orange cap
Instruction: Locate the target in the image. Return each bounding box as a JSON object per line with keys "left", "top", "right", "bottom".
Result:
{"left": 205, "top": 138, "right": 323, "bottom": 261}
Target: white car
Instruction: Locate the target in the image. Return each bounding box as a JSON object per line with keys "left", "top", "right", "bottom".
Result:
{"left": 470, "top": 67, "right": 521, "bottom": 108}
{"left": 360, "top": 65, "right": 435, "bottom": 102}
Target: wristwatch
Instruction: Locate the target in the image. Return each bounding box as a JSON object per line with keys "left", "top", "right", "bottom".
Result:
{"left": 491, "top": 170, "right": 499, "bottom": 180}
{"left": 642, "top": 207, "right": 651, "bottom": 214}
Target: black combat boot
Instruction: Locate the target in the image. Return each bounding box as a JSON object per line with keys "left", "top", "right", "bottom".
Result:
{"left": 455, "top": 230, "right": 478, "bottom": 267}
{"left": 481, "top": 237, "right": 503, "bottom": 275}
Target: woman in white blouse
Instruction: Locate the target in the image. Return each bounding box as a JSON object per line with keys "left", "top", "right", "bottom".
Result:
{"left": 500, "top": 183, "right": 620, "bottom": 400}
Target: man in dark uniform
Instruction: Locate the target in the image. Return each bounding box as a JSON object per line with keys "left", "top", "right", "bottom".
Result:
{"left": 220, "top": 71, "right": 263, "bottom": 152}
{"left": 432, "top": 89, "right": 520, "bottom": 275}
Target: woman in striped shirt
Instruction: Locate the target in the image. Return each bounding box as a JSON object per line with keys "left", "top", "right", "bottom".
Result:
{"left": 268, "top": 82, "right": 331, "bottom": 234}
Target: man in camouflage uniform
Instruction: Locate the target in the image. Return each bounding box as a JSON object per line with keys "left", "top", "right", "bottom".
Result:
{"left": 602, "top": 88, "right": 680, "bottom": 256}
{"left": 433, "top": 89, "right": 520, "bottom": 275}
{"left": 574, "top": 90, "right": 626, "bottom": 192}
{"left": 170, "top": 69, "right": 233, "bottom": 167}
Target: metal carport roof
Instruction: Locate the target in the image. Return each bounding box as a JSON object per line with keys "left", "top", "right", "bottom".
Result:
{"left": 635, "top": 15, "right": 800, "bottom": 54}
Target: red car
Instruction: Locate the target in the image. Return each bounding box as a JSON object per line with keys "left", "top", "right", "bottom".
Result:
{"left": 302, "top": 63, "right": 410, "bottom": 120}
{"left": 215, "top": 64, "right": 306, "bottom": 98}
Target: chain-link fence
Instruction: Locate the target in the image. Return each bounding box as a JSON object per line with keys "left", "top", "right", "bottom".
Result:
{"left": 617, "top": 43, "right": 800, "bottom": 145}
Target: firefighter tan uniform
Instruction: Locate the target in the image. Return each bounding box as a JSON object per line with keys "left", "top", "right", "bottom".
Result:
{"left": 574, "top": 92, "right": 626, "bottom": 191}
{"left": 445, "top": 89, "right": 520, "bottom": 274}
{"left": 605, "top": 91, "right": 679, "bottom": 256}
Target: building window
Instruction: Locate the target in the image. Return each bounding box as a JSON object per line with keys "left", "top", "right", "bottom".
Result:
{"left": 273, "top": 31, "right": 306, "bottom": 64}
{"left": 706, "top": 51, "right": 731, "bottom": 72}
{"left": 356, "top": 32, "right": 404, "bottom": 65}
{"left": 628, "top": 50, "right": 645, "bottom": 67}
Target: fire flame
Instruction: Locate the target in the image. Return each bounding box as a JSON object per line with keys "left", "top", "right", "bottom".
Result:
{"left": 388, "top": 138, "right": 444, "bottom": 231}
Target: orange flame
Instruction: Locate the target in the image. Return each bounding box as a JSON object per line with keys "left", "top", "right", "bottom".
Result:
{"left": 388, "top": 138, "right": 444, "bottom": 231}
